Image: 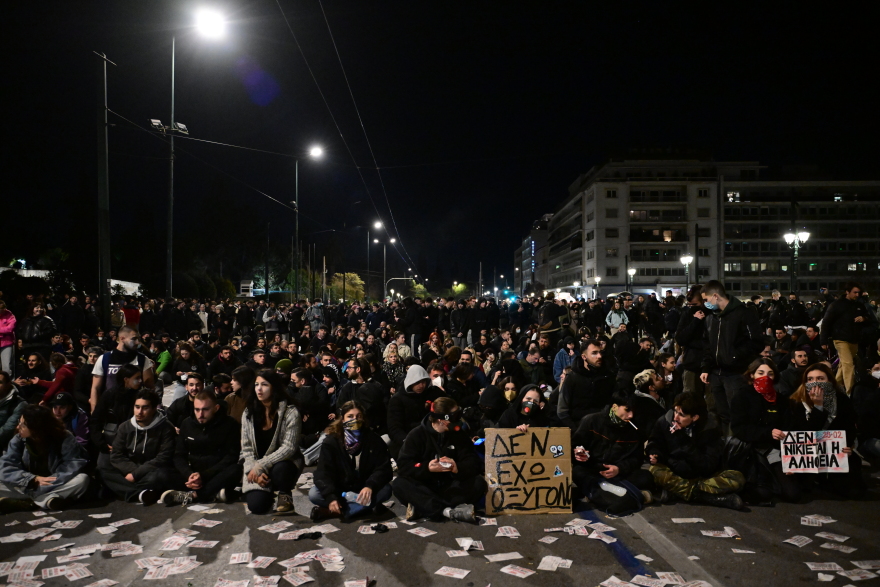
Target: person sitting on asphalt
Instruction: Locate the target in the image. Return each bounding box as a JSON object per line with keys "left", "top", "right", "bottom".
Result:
{"left": 386, "top": 365, "right": 441, "bottom": 459}
{"left": 167, "top": 372, "right": 224, "bottom": 431}
{"left": 557, "top": 340, "right": 616, "bottom": 429}
{"left": 309, "top": 401, "right": 393, "bottom": 522}
{"left": 852, "top": 361, "right": 880, "bottom": 460}
{"left": 497, "top": 384, "right": 552, "bottom": 432}
{"left": 226, "top": 366, "right": 255, "bottom": 423}
{"left": 98, "top": 389, "right": 176, "bottom": 505}
{"left": 161, "top": 389, "right": 242, "bottom": 506}
{"left": 90, "top": 364, "right": 144, "bottom": 467}
{"left": 393, "top": 396, "right": 486, "bottom": 523}
{"left": 0, "top": 404, "right": 90, "bottom": 513}
{"left": 0, "top": 370, "right": 27, "bottom": 447}
{"left": 630, "top": 369, "right": 670, "bottom": 438}
{"left": 239, "top": 370, "right": 304, "bottom": 515}
{"left": 775, "top": 346, "right": 810, "bottom": 399}
{"left": 646, "top": 392, "right": 745, "bottom": 510}
{"left": 209, "top": 345, "right": 242, "bottom": 377}
{"left": 571, "top": 390, "right": 657, "bottom": 515}
{"left": 50, "top": 392, "right": 89, "bottom": 449}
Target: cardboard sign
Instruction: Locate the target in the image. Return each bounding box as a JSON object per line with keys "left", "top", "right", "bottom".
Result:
{"left": 484, "top": 428, "right": 572, "bottom": 515}
{"left": 781, "top": 430, "right": 849, "bottom": 473}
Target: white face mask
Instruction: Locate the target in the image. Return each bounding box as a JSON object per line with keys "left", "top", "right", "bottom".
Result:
{"left": 666, "top": 374, "right": 674, "bottom": 382}
{"left": 872, "top": 370, "right": 880, "bottom": 380}
{"left": 432, "top": 377, "right": 444, "bottom": 387}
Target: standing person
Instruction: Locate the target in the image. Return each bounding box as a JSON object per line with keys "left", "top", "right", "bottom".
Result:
{"left": 675, "top": 286, "right": 709, "bottom": 396}
{"left": 821, "top": 282, "right": 872, "bottom": 395}
{"left": 538, "top": 293, "right": 567, "bottom": 349}
{"left": 0, "top": 405, "right": 90, "bottom": 513}
{"left": 305, "top": 300, "right": 325, "bottom": 333}
{"left": 0, "top": 301, "right": 16, "bottom": 374}
{"left": 98, "top": 389, "right": 177, "bottom": 504}
{"left": 240, "top": 370, "right": 304, "bottom": 514}
{"left": 0, "top": 370, "right": 27, "bottom": 448}
{"left": 309, "top": 401, "right": 393, "bottom": 522}
{"left": 450, "top": 299, "right": 470, "bottom": 350}
{"left": 90, "top": 326, "right": 155, "bottom": 413}
{"left": 699, "top": 281, "right": 764, "bottom": 433}
{"left": 392, "top": 397, "right": 486, "bottom": 523}
{"left": 605, "top": 300, "right": 629, "bottom": 336}
{"left": 161, "top": 390, "right": 242, "bottom": 505}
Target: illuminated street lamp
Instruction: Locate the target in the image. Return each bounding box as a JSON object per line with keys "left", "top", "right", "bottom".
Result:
{"left": 680, "top": 254, "right": 694, "bottom": 292}
{"left": 594, "top": 276, "right": 601, "bottom": 299}
{"left": 627, "top": 267, "right": 636, "bottom": 290}
{"left": 783, "top": 231, "right": 810, "bottom": 292}
{"left": 573, "top": 280, "right": 580, "bottom": 299}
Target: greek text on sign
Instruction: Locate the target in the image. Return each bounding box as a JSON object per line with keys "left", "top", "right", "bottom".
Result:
{"left": 484, "top": 428, "right": 572, "bottom": 515}
{"left": 781, "top": 430, "right": 849, "bottom": 474}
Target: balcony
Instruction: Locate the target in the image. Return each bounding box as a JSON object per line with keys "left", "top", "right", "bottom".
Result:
{"left": 629, "top": 228, "right": 689, "bottom": 243}
{"left": 630, "top": 190, "right": 688, "bottom": 203}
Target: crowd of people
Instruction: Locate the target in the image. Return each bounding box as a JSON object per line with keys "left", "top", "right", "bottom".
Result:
{"left": 0, "top": 280, "right": 878, "bottom": 521}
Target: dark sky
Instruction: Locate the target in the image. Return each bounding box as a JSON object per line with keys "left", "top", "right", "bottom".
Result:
{"left": 5, "top": 2, "right": 878, "bottom": 290}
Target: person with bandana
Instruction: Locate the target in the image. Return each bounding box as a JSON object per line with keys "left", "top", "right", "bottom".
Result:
{"left": 497, "top": 384, "right": 552, "bottom": 431}
{"left": 393, "top": 396, "right": 486, "bottom": 523}
{"left": 646, "top": 392, "right": 744, "bottom": 509}
{"left": 730, "top": 358, "right": 794, "bottom": 502}
{"left": 308, "top": 401, "right": 393, "bottom": 522}
{"left": 786, "top": 363, "right": 863, "bottom": 499}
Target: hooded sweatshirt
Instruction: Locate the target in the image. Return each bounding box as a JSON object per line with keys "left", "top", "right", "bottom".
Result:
{"left": 387, "top": 365, "right": 440, "bottom": 445}
{"left": 109, "top": 412, "right": 176, "bottom": 481}
{"left": 498, "top": 384, "right": 552, "bottom": 428}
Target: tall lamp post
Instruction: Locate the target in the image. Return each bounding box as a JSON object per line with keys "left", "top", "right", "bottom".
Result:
{"left": 627, "top": 267, "right": 636, "bottom": 291}
{"left": 594, "top": 276, "right": 601, "bottom": 299}
{"left": 290, "top": 146, "right": 324, "bottom": 302}
{"left": 573, "top": 281, "right": 580, "bottom": 300}
{"left": 373, "top": 237, "right": 396, "bottom": 299}
{"left": 783, "top": 231, "right": 810, "bottom": 292}
{"left": 680, "top": 254, "right": 694, "bottom": 293}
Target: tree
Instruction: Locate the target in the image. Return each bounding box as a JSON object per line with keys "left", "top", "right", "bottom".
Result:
{"left": 328, "top": 273, "right": 364, "bottom": 302}
{"left": 408, "top": 280, "right": 431, "bottom": 299}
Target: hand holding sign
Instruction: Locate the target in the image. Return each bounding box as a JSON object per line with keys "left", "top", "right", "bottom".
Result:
{"left": 781, "top": 431, "right": 849, "bottom": 474}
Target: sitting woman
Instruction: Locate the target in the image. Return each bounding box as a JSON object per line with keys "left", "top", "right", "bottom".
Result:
{"left": 0, "top": 405, "right": 89, "bottom": 513}
{"left": 308, "top": 401, "right": 393, "bottom": 522}
{"left": 497, "top": 384, "right": 552, "bottom": 432}
{"left": 240, "top": 370, "right": 304, "bottom": 514}
{"left": 786, "top": 363, "right": 863, "bottom": 500}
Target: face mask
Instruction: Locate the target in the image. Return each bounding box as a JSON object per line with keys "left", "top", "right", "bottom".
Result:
{"left": 872, "top": 371, "right": 880, "bottom": 380}
{"left": 703, "top": 299, "right": 718, "bottom": 311}
{"left": 805, "top": 381, "right": 834, "bottom": 393}
{"left": 431, "top": 377, "right": 443, "bottom": 388}
{"left": 342, "top": 419, "right": 363, "bottom": 431}
{"left": 665, "top": 374, "right": 673, "bottom": 382}
{"left": 520, "top": 400, "right": 538, "bottom": 415}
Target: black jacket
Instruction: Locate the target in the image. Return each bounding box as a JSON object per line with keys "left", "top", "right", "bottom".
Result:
{"left": 556, "top": 356, "right": 616, "bottom": 429}
{"left": 90, "top": 387, "right": 137, "bottom": 452}
{"left": 730, "top": 387, "right": 788, "bottom": 452}
{"left": 174, "top": 412, "right": 241, "bottom": 480}
{"left": 786, "top": 391, "right": 856, "bottom": 446}
{"left": 776, "top": 365, "right": 806, "bottom": 399}
{"left": 645, "top": 409, "right": 723, "bottom": 479}
{"left": 109, "top": 415, "right": 176, "bottom": 480}
{"left": 497, "top": 391, "right": 552, "bottom": 429}
{"left": 387, "top": 386, "right": 441, "bottom": 445}
{"left": 167, "top": 395, "right": 228, "bottom": 429}
{"left": 210, "top": 355, "right": 242, "bottom": 377}
{"left": 572, "top": 407, "right": 643, "bottom": 479}
{"left": 450, "top": 307, "right": 470, "bottom": 336}
{"left": 701, "top": 296, "right": 764, "bottom": 376}
{"left": 397, "top": 415, "right": 483, "bottom": 488}
{"left": 821, "top": 298, "right": 874, "bottom": 345}
{"left": 675, "top": 305, "right": 708, "bottom": 372}
{"left": 852, "top": 378, "right": 880, "bottom": 443}
{"left": 630, "top": 392, "right": 667, "bottom": 439}
{"left": 313, "top": 430, "right": 393, "bottom": 506}
{"left": 444, "top": 378, "right": 481, "bottom": 409}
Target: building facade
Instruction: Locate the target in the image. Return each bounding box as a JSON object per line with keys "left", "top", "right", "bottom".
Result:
{"left": 514, "top": 214, "right": 552, "bottom": 296}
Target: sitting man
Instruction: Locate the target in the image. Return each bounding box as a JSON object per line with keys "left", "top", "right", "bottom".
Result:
{"left": 386, "top": 365, "right": 441, "bottom": 459}
{"left": 161, "top": 390, "right": 242, "bottom": 506}
{"left": 630, "top": 369, "right": 670, "bottom": 437}
{"left": 393, "top": 396, "right": 486, "bottom": 523}
{"left": 645, "top": 392, "right": 744, "bottom": 510}
{"left": 775, "top": 346, "right": 810, "bottom": 399}
{"left": 167, "top": 372, "right": 213, "bottom": 430}
{"left": 0, "top": 404, "right": 90, "bottom": 513}
{"left": 571, "top": 390, "right": 656, "bottom": 515}
{"left": 98, "top": 389, "right": 177, "bottom": 505}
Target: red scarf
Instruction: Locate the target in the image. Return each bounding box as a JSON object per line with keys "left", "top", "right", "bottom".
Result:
{"left": 753, "top": 376, "right": 776, "bottom": 403}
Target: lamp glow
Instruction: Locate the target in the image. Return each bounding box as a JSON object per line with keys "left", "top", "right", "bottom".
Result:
{"left": 195, "top": 9, "right": 226, "bottom": 39}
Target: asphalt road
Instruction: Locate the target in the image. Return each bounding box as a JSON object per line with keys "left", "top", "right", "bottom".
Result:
{"left": 2, "top": 465, "right": 878, "bottom": 587}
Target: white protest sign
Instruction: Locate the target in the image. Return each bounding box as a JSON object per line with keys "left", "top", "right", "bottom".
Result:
{"left": 780, "top": 430, "right": 848, "bottom": 474}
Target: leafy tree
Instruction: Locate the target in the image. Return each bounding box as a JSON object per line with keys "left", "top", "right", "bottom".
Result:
{"left": 328, "top": 273, "right": 364, "bottom": 302}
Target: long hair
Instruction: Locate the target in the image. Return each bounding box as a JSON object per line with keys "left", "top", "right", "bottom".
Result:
{"left": 113, "top": 363, "right": 143, "bottom": 393}
{"left": 247, "top": 369, "right": 288, "bottom": 429}
{"left": 231, "top": 365, "right": 256, "bottom": 406}
{"left": 21, "top": 404, "right": 68, "bottom": 451}
{"left": 790, "top": 363, "right": 837, "bottom": 407}
{"left": 177, "top": 342, "right": 203, "bottom": 362}
{"left": 742, "top": 358, "right": 779, "bottom": 385}
{"left": 325, "top": 400, "right": 368, "bottom": 438}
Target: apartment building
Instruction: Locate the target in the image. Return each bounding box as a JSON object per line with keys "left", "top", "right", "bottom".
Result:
{"left": 513, "top": 214, "right": 552, "bottom": 296}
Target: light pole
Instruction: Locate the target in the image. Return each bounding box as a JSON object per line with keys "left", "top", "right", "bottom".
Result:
{"left": 290, "top": 146, "right": 324, "bottom": 302}
{"left": 573, "top": 281, "right": 580, "bottom": 299}
{"left": 594, "top": 276, "right": 601, "bottom": 299}
{"left": 368, "top": 221, "right": 382, "bottom": 300}
{"left": 153, "top": 9, "right": 226, "bottom": 298}
{"left": 373, "top": 237, "right": 396, "bottom": 299}
{"left": 784, "top": 231, "right": 810, "bottom": 292}
{"left": 627, "top": 267, "right": 636, "bottom": 291}
{"left": 680, "top": 254, "right": 694, "bottom": 293}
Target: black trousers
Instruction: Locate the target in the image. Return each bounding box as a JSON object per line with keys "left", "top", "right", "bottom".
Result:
{"left": 244, "top": 460, "right": 299, "bottom": 515}
{"left": 572, "top": 466, "right": 654, "bottom": 515}
{"left": 187, "top": 463, "right": 243, "bottom": 501}
{"left": 99, "top": 463, "right": 180, "bottom": 502}
{"left": 392, "top": 475, "right": 487, "bottom": 519}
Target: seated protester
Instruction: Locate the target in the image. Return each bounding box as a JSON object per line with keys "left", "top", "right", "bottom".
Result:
{"left": 786, "top": 363, "right": 863, "bottom": 499}
{"left": 309, "top": 401, "right": 393, "bottom": 522}
{"left": 557, "top": 340, "right": 616, "bottom": 430}
{"left": 553, "top": 337, "right": 577, "bottom": 384}
{"left": 0, "top": 405, "right": 90, "bottom": 513}
{"left": 14, "top": 353, "right": 52, "bottom": 404}
{"left": 72, "top": 347, "right": 103, "bottom": 413}
{"left": 571, "top": 390, "right": 655, "bottom": 515}
{"left": 245, "top": 349, "right": 269, "bottom": 373}
{"left": 151, "top": 340, "right": 173, "bottom": 384}
{"left": 226, "top": 366, "right": 255, "bottom": 423}
{"left": 472, "top": 384, "right": 508, "bottom": 436}
{"left": 265, "top": 343, "right": 285, "bottom": 371}
{"left": 382, "top": 352, "right": 405, "bottom": 392}
{"left": 320, "top": 366, "right": 340, "bottom": 410}
{"left": 35, "top": 353, "right": 78, "bottom": 405}
{"left": 162, "top": 390, "right": 242, "bottom": 506}
{"left": 445, "top": 363, "right": 481, "bottom": 408}
{"left": 795, "top": 326, "right": 823, "bottom": 359}
{"left": 99, "top": 389, "right": 177, "bottom": 505}
{"left": 210, "top": 345, "right": 242, "bottom": 378}
{"left": 519, "top": 347, "right": 549, "bottom": 386}
{"left": 497, "top": 376, "right": 519, "bottom": 403}
{"left": 730, "top": 359, "right": 793, "bottom": 503}
{"left": 497, "top": 384, "right": 552, "bottom": 432}
{"left": 646, "top": 392, "right": 744, "bottom": 510}
{"left": 615, "top": 337, "right": 655, "bottom": 391}
{"left": 386, "top": 365, "right": 441, "bottom": 458}
{"left": 50, "top": 392, "right": 89, "bottom": 449}
{"left": 336, "top": 357, "right": 366, "bottom": 406}
{"left": 289, "top": 369, "right": 329, "bottom": 464}
{"left": 775, "top": 346, "right": 810, "bottom": 399}
{"left": 630, "top": 369, "right": 670, "bottom": 438}
{"left": 172, "top": 344, "right": 208, "bottom": 382}
{"left": 770, "top": 328, "right": 792, "bottom": 367}
{"left": 652, "top": 353, "right": 682, "bottom": 401}
{"left": 211, "top": 373, "right": 234, "bottom": 401}
{"left": 90, "top": 364, "right": 143, "bottom": 464}
{"left": 852, "top": 362, "right": 880, "bottom": 459}
{"left": 240, "top": 370, "right": 304, "bottom": 514}
{"left": 0, "top": 370, "right": 27, "bottom": 447}
{"left": 338, "top": 358, "right": 388, "bottom": 435}
{"left": 167, "top": 373, "right": 214, "bottom": 431}
{"left": 393, "top": 397, "right": 486, "bottom": 523}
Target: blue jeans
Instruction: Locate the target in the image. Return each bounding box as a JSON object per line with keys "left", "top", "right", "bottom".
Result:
{"left": 308, "top": 484, "right": 392, "bottom": 519}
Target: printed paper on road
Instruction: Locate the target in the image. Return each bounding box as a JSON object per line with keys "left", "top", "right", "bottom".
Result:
{"left": 434, "top": 566, "right": 470, "bottom": 579}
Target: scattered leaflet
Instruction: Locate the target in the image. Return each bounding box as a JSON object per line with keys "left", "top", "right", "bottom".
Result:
{"left": 484, "top": 552, "right": 522, "bottom": 562}
{"left": 805, "top": 563, "right": 844, "bottom": 571}
{"left": 495, "top": 526, "right": 521, "bottom": 538}
{"left": 815, "top": 531, "right": 849, "bottom": 543}
{"left": 434, "top": 567, "right": 470, "bottom": 579}
{"left": 783, "top": 535, "right": 813, "bottom": 547}
{"left": 499, "top": 564, "right": 536, "bottom": 578}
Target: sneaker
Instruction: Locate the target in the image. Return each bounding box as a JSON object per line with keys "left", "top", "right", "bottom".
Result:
{"left": 45, "top": 497, "right": 65, "bottom": 511}
{"left": 139, "top": 490, "right": 160, "bottom": 506}
{"left": 445, "top": 503, "right": 476, "bottom": 523}
{"left": 310, "top": 505, "right": 328, "bottom": 523}
{"left": 216, "top": 488, "right": 235, "bottom": 504}
{"left": 694, "top": 491, "right": 744, "bottom": 511}
{"left": 640, "top": 490, "right": 654, "bottom": 505}
{"left": 275, "top": 492, "right": 294, "bottom": 513}
{"left": 405, "top": 502, "right": 417, "bottom": 521}
{"left": 160, "top": 490, "right": 194, "bottom": 507}
{"left": 0, "top": 497, "right": 36, "bottom": 514}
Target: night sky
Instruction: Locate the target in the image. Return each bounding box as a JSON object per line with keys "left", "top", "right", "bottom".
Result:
{"left": 5, "top": 2, "right": 878, "bottom": 294}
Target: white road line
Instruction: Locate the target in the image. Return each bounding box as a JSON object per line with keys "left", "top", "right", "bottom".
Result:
{"left": 623, "top": 512, "right": 727, "bottom": 587}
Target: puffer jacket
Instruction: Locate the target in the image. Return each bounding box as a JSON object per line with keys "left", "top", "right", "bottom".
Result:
{"left": 701, "top": 296, "right": 764, "bottom": 376}
{"left": 20, "top": 315, "right": 56, "bottom": 346}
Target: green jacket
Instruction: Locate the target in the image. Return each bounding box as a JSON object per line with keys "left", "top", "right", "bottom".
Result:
{"left": 154, "top": 350, "right": 172, "bottom": 375}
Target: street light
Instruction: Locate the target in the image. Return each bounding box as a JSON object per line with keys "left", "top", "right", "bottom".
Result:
{"left": 574, "top": 281, "right": 580, "bottom": 299}
{"left": 373, "top": 236, "right": 396, "bottom": 299}
{"left": 155, "top": 9, "right": 226, "bottom": 297}
{"left": 594, "top": 276, "right": 601, "bottom": 299}
{"left": 627, "top": 267, "right": 636, "bottom": 291}
{"left": 680, "top": 254, "right": 694, "bottom": 292}
{"left": 783, "top": 230, "right": 810, "bottom": 292}
{"left": 291, "top": 146, "right": 324, "bottom": 302}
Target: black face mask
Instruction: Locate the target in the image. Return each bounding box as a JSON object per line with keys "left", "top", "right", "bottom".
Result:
{"left": 520, "top": 400, "right": 539, "bottom": 416}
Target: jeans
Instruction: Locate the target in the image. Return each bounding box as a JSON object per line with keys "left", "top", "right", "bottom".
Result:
{"left": 244, "top": 460, "right": 299, "bottom": 514}
{"left": 0, "top": 473, "right": 90, "bottom": 508}
{"left": 0, "top": 345, "right": 13, "bottom": 374}
{"left": 833, "top": 340, "right": 859, "bottom": 394}
{"left": 709, "top": 372, "right": 747, "bottom": 433}
{"left": 308, "top": 483, "right": 392, "bottom": 519}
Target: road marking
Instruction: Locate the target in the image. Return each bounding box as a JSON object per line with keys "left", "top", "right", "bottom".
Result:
{"left": 623, "top": 513, "right": 727, "bottom": 587}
